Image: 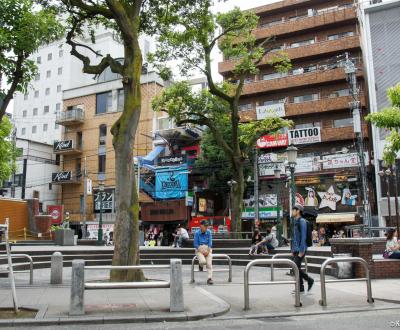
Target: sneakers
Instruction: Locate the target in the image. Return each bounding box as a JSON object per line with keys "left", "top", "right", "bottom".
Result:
{"left": 199, "top": 265, "right": 203, "bottom": 272}
{"left": 207, "top": 278, "right": 214, "bottom": 285}
{"left": 307, "top": 278, "right": 314, "bottom": 292}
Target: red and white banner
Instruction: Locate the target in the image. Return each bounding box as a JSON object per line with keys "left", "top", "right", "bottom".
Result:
{"left": 47, "top": 205, "right": 63, "bottom": 224}
{"left": 256, "top": 134, "right": 289, "bottom": 149}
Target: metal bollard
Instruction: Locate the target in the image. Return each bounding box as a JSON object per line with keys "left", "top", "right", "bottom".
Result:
{"left": 70, "top": 259, "right": 85, "bottom": 316}
{"left": 170, "top": 259, "right": 184, "bottom": 312}
{"left": 50, "top": 252, "right": 63, "bottom": 284}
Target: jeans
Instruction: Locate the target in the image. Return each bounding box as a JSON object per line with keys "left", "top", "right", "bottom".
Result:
{"left": 389, "top": 251, "right": 400, "bottom": 259}
{"left": 293, "top": 252, "right": 312, "bottom": 290}
{"left": 173, "top": 235, "right": 188, "bottom": 247}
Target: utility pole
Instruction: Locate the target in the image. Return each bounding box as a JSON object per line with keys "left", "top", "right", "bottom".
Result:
{"left": 10, "top": 127, "right": 16, "bottom": 198}
{"left": 344, "top": 53, "right": 372, "bottom": 233}
{"left": 254, "top": 148, "right": 259, "bottom": 227}
{"left": 21, "top": 158, "right": 27, "bottom": 199}
{"left": 82, "top": 156, "right": 87, "bottom": 239}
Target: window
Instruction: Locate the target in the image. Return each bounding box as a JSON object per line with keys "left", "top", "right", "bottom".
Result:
{"left": 244, "top": 77, "right": 254, "bottom": 84}
{"left": 56, "top": 103, "right": 61, "bottom": 111}
{"left": 43, "top": 124, "right": 48, "bottom": 132}
{"left": 33, "top": 108, "right": 38, "bottom": 116}
{"left": 117, "top": 89, "right": 124, "bottom": 111}
{"left": 261, "top": 19, "right": 282, "bottom": 28}
{"left": 21, "top": 128, "right": 26, "bottom": 135}
{"left": 24, "top": 93, "right": 28, "bottom": 100}
{"left": 293, "top": 93, "right": 319, "bottom": 103}
{"left": 46, "top": 70, "right": 51, "bottom": 78}
{"left": 333, "top": 118, "right": 353, "bottom": 128}
{"left": 22, "top": 110, "right": 27, "bottom": 117}
{"left": 328, "top": 31, "right": 354, "bottom": 41}
{"left": 239, "top": 103, "right": 253, "bottom": 112}
{"left": 58, "top": 67, "right": 62, "bottom": 75}
{"left": 45, "top": 88, "right": 50, "bottom": 95}
{"left": 157, "top": 117, "right": 172, "bottom": 131}
{"left": 295, "top": 122, "right": 321, "bottom": 129}
{"left": 57, "top": 85, "right": 61, "bottom": 92}
{"left": 290, "top": 39, "right": 315, "bottom": 48}
{"left": 96, "top": 91, "right": 112, "bottom": 114}
{"left": 59, "top": 49, "right": 63, "bottom": 57}
{"left": 329, "top": 89, "right": 350, "bottom": 98}
{"left": 263, "top": 99, "right": 286, "bottom": 106}
{"left": 98, "top": 154, "right": 106, "bottom": 173}
{"left": 37, "top": 56, "right": 41, "bottom": 64}
{"left": 32, "top": 126, "right": 37, "bottom": 134}
{"left": 35, "top": 73, "right": 40, "bottom": 81}
{"left": 262, "top": 72, "right": 287, "bottom": 80}
{"left": 34, "top": 90, "right": 39, "bottom": 98}
{"left": 55, "top": 123, "right": 59, "bottom": 130}
{"left": 48, "top": 53, "right": 52, "bottom": 61}
{"left": 43, "top": 105, "right": 49, "bottom": 114}
{"left": 99, "top": 124, "right": 107, "bottom": 145}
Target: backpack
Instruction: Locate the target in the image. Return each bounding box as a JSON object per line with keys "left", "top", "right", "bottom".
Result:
{"left": 297, "top": 218, "right": 313, "bottom": 247}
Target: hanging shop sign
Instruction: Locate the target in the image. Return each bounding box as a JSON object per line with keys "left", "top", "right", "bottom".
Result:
{"left": 52, "top": 171, "right": 72, "bottom": 182}
{"left": 256, "top": 103, "right": 285, "bottom": 120}
{"left": 258, "top": 162, "right": 286, "bottom": 177}
{"left": 185, "top": 191, "right": 194, "bottom": 207}
{"left": 86, "top": 178, "right": 92, "bottom": 195}
{"left": 155, "top": 166, "right": 188, "bottom": 199}
{"left": 158, "top": 155, "right": 186, "bottom": 166}
{"left": 258, "top": 152, "right": 287, "bottom": 164}
{"left": 87, "top": 224, "right": 114, "bottom": 240}
{"left": 295, "top": 156, "right": 321, "bottom": 173}
{"left": 53, "top": 140, "right": 73, "bottom": 152}
{"left": 47, "top": 205, "right": 63, "bottom": 224}
{"left": 322, "top": 152, "right": 368, "bottom": 169}
{"left": 318, "top": 185, "right": 341, "bottom": 210}
{"left": 288, "top": 127, "right": 321, "bottom": 145}
{"left": 242, "top": 207, "right": 281, "bottom": 219}
{"left": 341, "top": 188, "right": 358, "bottom": 206}
{"left": 256, "top": 134, "right": 289, "bottom": 149}
{"left": 304, "top": 187, "right": 319, "bottom": 208}
{"left": 93, "top": 189, "right": 115, "bottom": 213}
{"left": 295, "top": 176, "right": 321, "bottom": 185}
{"left": 198, "top": 198, "right": 207, "bottom": 213}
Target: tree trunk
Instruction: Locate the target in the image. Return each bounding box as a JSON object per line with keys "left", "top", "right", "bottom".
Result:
{"left": 110, "top": 45, "right": 144, "bottom": 282}
{"left": 231, "top": 162, "right": 244, "bottom": 238}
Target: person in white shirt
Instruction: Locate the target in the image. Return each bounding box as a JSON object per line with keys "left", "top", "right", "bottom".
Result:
{"left": 173, "top": 225, "right": 189, "bottom": 248}
{"left": 386, "top": 229, "right": 400, "bottom": 259}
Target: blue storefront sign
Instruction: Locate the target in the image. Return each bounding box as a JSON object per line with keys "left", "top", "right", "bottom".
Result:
{"left": 154, "top": 165, "right": 188, "bottom": 199}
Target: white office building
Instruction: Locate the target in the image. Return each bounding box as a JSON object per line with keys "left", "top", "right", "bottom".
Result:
{"left": 359, "top": 0, "right": 400, "bottom": 225}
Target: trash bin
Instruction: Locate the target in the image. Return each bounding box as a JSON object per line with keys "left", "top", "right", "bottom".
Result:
{"left": 73, "top": 235, "right": 78, "bottom": 246}
{"left": 333, "top": 253, "right": 353, "bottom": 279}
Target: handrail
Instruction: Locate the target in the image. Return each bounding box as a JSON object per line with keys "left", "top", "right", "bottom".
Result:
{"left": 319, "top": 257, "right": 374, "bottom": 306}
{"left": 190, "top": 254, "right": 232, "bottom": 283}
{"left": 271, "top": 253, "right": 308, "bottom": 281}
{"left": 0, "top": 254, "right": 33, "bottom": 285}
{"left": 244, "top": 259, "right": 302, "bottom": 310}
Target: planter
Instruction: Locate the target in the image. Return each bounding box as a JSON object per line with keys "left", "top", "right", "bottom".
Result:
{"left": 54, "top": 229, "right": 75, "bottom": 246}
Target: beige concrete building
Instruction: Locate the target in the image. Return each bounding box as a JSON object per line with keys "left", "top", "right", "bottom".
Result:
{"left": 53, "top": 70, "right": 164, "bottom": 223}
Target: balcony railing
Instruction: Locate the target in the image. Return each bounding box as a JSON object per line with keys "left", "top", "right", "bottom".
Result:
{"left": 55, "top": 108, "right": 84, "bottom": 126}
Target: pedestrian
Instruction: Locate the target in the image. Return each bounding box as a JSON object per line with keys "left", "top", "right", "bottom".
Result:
{"left": 193, "top": 220, "right": 213, "bottom": 285}
{"left": 173, "top": 224, "right": 189, "bottom": 248}
{"left": 291, "top": 204, "right": 314, "bottom": 294}
{"left": 257, "top": 227, "right": 278, "bottom": 254}
{"left": 249, "top": 228, "right": 263, "bottom": 255}
{"left": 385, "top": 229, "right": 400, "bottom": 259}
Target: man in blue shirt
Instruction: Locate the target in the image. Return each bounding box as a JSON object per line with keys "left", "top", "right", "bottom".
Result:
{"left": 291, "top": 204, "right": 314, "bottom": 293}
{"left": 194, "top": 220, "right": 213, "bottom": 285}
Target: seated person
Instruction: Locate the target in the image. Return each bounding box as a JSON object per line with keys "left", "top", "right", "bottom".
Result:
{"left": 257, "top": 228, "right": 279, "bottom": 254}
{"left": 249, "top": 228, "right": 263, "bottom": 255}
{"left": 385, "top": 229, "right": 400, "bottom": 259}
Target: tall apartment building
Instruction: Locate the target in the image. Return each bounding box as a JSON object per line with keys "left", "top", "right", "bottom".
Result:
{"left": 12, "top": 30, "right": 154, "bottom": 145}
{"left": 52, "top": 70, "right": 164, "bottom": 229}
{"left": 360, "top": 0, "right": 400, "bottom": 226}
{"left": 219, "top": 0, "right": 374, "bottom": 232}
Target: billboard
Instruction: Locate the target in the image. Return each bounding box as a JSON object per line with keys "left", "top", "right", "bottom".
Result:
{"left": 256, "top": 134, "right": 289, "bottom": 149}
{"left": 288, "top": 127, "right": 321, "bottom": 145}
{"left": 155, "top": 166, "right": 188, "bottom": 199}
{"left": 256, "top": 103, "right": 285, "bottom": 120}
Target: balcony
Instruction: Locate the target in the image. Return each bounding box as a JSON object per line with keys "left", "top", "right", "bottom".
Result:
{"left": 239, "top": 94, "right": 367, "bottom": 122}
{"left": 253, "top": 6, "right": 356, "bottom": 41}
{"left": 241, "top": 67, "right": 362, "bottom": 96}
{"left": 53, "top": 139, "right": 82, "bottom": 155}
{"left": 321, "top": 126, "right": 369, "bottom": 143}
{"left": 219, "top": 35, "right": 361, "bottom": 74}
{"left": 51, "top": 171, "right": 82, "bottom": 184}
{"left": 55, "top": 108, "right": 84, "bottom": 126}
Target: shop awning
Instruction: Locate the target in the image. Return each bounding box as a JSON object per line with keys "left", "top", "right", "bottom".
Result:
{"left": 316, "top": 213, "right": 356, "bottom": 224}
{"left": 139, "top": 191, "right": 154, "bottom": 203}
{"left": 139, "top": 146, "right": 164, "bottom": 165}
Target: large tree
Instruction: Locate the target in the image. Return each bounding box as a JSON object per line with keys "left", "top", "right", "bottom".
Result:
{"left": 366, "top": 83, "right": 400, "bottom": 165}
{"left": 0, "top": 0, "right": 63, "bottom": 121}
{"left": 45, "top": 0, "right": 207, "bottom": 281}
{"left": 151, "top": 4, "right": 292, "bottom": 234}
{"left": 0, "top": 116, "right": 17, "bottom": 185}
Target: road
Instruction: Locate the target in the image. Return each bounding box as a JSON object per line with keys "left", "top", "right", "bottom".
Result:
{"left": 8, "top": 309, "right": 400, "bottom": 330}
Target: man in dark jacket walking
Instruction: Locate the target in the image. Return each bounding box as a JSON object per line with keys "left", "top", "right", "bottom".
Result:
{"left": 291, "top": 204, "right": 314, "bottom": 293}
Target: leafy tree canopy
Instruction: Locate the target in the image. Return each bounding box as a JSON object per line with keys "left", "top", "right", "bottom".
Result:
{"left": 0, "top": 116, "right": 16, "bottom": 184}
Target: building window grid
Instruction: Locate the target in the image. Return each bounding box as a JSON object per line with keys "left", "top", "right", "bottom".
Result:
{"left": 58, "top": 67, "right": 62, "bottom": 75}
{"left": 33, "top": 108, "right": 38, "bottom": 116}
{"left": 47, "top": 53, "right": 52, "bottom": 61}
{"left": 34, "top": 91, "right": 39, "bottom": 98}
{"left": 43, "top": 124, "right": 48, "bottom": 131}
{"left": 46, "top": 70, "right": 51, "bottom": 78}
{"left": 21, "top": 128, "right": 26, "bottom": 135}
{"left": 57, "top": 85, "right": 61, "bottom": 92}
{"left": 22, "top": 110, "right": 27, "bottom": 117}
{"left": 45, "top": 88, "right": 50, "bottom": 95}
{"left": 32, "top": 126, "right": 37, "bottom": 134}
{"left": 44, "top": 105, "right": 49, "bottom": 114}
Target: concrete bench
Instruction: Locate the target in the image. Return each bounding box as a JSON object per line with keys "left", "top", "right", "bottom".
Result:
{"left": 70, "top": 259, "right": 184, "bottom": 315}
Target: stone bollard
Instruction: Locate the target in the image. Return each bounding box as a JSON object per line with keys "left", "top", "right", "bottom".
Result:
{"left": 169, "top": 259, "right": 184, "bottom": 312}
{"left": 70, "top": 259, "right": 85, "bottom": 316}
{"left": 50, "top": 252, "right": 63, "bottom": 284}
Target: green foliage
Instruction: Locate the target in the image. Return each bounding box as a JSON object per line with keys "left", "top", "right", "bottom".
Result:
{"left": 0, "top": 0, "right": 63, "bottom": 118}
{"left": 366, "top": 83, "right": 400, "bottom": 165}
{"left": 0, "top": 116, "right": 17, "bottom": 184}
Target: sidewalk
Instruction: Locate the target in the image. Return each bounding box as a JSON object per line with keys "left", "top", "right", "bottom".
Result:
{"left": 0, "top": 265, "right": 399, "bottom": 326}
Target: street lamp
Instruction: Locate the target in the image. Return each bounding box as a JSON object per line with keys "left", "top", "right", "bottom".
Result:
{"left": 274, "top": 165, "right": 282, "bottom": 243}
{"left": 97, "top": 181, "right": 105, "bottom": 245}
{"left": 286, "top": 145, "right": 298, "bottom": 240}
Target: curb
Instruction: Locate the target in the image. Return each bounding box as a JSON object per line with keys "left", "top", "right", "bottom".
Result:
{"left": 0, "top": 287, "right": 230, "bottom": 327}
